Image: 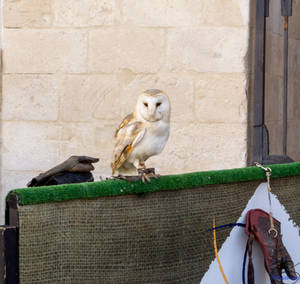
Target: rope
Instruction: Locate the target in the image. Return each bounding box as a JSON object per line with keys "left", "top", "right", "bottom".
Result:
{"left": 266, "top": 171, "right": 277, "bottom": 237}
{"left": 213, "top": 217, "right": 229, "bottom": 284}
{"left": 255, "top": 163, "right": 278, "bottom": 238}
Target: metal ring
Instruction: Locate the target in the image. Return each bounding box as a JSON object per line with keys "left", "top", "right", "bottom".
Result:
{"left": 268, "top": 228, "right": 278, "bottom": 238}
{"left": 254, "top": 162, "right": 272, "bottom": 173}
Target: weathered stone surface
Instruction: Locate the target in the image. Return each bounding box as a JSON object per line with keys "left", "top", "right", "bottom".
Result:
{"left": 1, "top": 171, "right": 39, "bottom": 197}
{"left": 4, "top": 30, "right": 87, "bottom": 74}
{"left": 167, "top": 27, "right": 248, "bottom": 73}
{"left": 60, "top": 122, "right": 118, "bottom": 176}
{"left": 150, "top": 122, "right": 247, "bottom": 174}
{"left": 195, "top": 73, "right": 247, "bottom": 123}
{"left": 2, "top": 122, "right": 61, "bottom": 171}
{"left": 3, "top": 0, "right": 52, "bottom": 28}
{"left": 61, "top": 73, "right": 194, "bottom": 123}
{"left": 121, "top": 74, "right": 195, "bottom": 122}
{"left": 94, "top": 122, "right": 118, "bottom": 175}
{"left": 0, "top": 170, "right": 40, "bottom": 221}
{"left": 2, "top": 75, "right": 60, "bottom": 121}
{"left": 88, "top": 28, "right": 165, "bottom": 73}
{"left": 60, "top": 123, "right": 97, "bottom": 160}
{"left": 149, "top": 122, "right": 198, "bottom": 174}
{"left": 60, "top": 75, "right": 123, "bottom": 122}
{"left": 53, "top": 0, "right": 117, "bottom": 27}
{"left": 0, "top": 0, "right": 253, "bottom": 225}
{"left": 122, "top": 0, "right": 249, "bottom": 27}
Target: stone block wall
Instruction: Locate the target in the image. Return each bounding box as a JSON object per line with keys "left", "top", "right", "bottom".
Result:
{"left": 1, "top": 0, "right": 250, "bottom": 220}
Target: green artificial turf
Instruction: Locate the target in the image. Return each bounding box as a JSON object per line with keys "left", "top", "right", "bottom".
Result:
{"left": 7, "top": 162, "right": 300, "bottom": 206}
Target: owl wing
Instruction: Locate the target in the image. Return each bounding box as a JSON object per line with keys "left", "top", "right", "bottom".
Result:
{"left": 111, "top": 120, "right": 146, "bottom": 174}
{"left": 114, "top": 113, "right": 134, "bottom": 138}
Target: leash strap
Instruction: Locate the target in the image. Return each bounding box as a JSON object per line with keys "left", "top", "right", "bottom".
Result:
{"left": 255, "top": 163, "right": 278, "bottom": 238}
{"left": 247, "top": 232, "right": 255, "bottom": 284}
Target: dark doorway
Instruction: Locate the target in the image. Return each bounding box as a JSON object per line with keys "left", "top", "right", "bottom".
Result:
{"left": 251, "top": 0, "right": 300, "bottom": 164}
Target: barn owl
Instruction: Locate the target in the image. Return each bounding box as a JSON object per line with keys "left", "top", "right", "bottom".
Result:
{"left": 111, "top": 89, "right": 170, "bottom": 182}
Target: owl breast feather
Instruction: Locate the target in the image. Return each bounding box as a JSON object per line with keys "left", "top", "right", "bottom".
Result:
{"left": 128, "top": 122, "right": 169, "bottom": 162}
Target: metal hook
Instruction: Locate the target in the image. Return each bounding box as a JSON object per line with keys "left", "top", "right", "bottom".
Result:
{"left": 268, "top": 227, "right": 278, "bottom": 239}
{"left": 255, "top": 162, "right": 272, "bottom": 173}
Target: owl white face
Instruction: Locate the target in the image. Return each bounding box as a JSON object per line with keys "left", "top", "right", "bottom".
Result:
{"left": 135, "top": 90, "right": 170, "bottom": 123}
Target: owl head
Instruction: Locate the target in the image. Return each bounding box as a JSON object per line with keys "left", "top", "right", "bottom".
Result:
{"left": 134, "top": 89, "right": 170, "bottom": 123}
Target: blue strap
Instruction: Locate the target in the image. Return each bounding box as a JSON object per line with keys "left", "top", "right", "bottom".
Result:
{"left": 206, "top": 222, "right": 245, "bottom": 232}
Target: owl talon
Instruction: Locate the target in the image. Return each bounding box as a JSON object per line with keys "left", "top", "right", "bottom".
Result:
{"left": 153, "top": 174, "right": 159, "bottom": 179}
{"left": 142, "top": 174, "right": 151, "bottom": 184}
{"left": 138, "top": 168, "right": 158, "bottom": 183}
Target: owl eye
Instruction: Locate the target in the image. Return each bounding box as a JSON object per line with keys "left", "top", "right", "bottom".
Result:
{"left": 156, "top": 102, "right": 162, "bottom": 107}
{"left": 143, "top": 102, "right": 148, "bottom": 107}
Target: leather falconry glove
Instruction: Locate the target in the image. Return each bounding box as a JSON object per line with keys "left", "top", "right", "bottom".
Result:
{"left": 245, "top": 209, "right": 297, "bottom": 284}
{"left": 27, "top": 156, "right": 99, "bottom": 187}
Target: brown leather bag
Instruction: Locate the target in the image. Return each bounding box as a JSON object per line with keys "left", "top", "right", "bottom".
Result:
{"left": 245, "top": 209, "right": 297, "bottom": 284}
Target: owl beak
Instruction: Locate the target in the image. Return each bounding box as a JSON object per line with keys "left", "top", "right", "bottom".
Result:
{"left": 148, "top": 106, "right": 156, "bottom": 119}
{"left": 149, "top": 114, "right": 160, "bottom": 122}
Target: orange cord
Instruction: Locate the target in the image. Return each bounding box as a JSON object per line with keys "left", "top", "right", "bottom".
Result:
{"left": 213, "top": 218, "right": 229, "bottom": 284}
